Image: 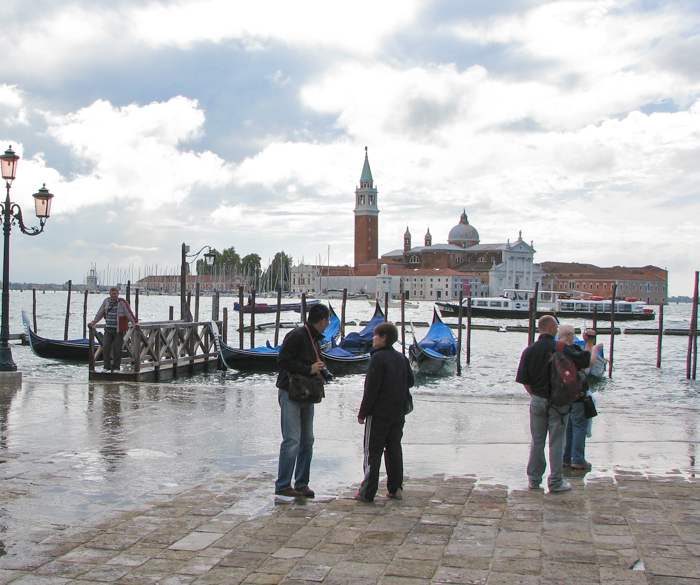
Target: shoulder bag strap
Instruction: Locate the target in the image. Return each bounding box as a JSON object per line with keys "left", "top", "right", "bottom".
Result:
{"left": 304, "top": 324, "right": 324, "bottom": 364}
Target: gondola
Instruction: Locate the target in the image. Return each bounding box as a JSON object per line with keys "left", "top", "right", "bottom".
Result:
{"left": 212, "top": 304, "right": 346, "bottom": 373}
{"left": 336, "top": 301, "right": 385, "bottom": 355}
{"left": 22, "top": 310, "right": 93, "bottom": 362}
{"left": 409, "top": 308, "right": 457, "bottom": 375}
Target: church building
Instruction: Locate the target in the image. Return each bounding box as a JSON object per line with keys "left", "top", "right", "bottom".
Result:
{"left": 290, "top": 149, "right": 543, "bottom": 299}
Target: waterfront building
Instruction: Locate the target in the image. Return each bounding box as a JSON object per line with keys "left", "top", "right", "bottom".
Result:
{"left": 135, "top": 274, "right": 248, "bottom": 294}
{"left": 540, "top": 262, "right": 668, "bottom": 305}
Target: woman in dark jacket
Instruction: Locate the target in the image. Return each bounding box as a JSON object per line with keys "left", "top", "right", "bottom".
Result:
{"left": 356, "top": 322, "right": 414, "bottom": 502}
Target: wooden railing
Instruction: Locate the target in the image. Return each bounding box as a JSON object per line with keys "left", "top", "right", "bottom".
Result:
{"left": 89, "top": 320, "right": 221, "bottom": 380}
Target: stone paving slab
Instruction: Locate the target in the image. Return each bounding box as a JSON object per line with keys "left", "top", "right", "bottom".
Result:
{"left": 0, "top": 471, "right": 699, "bottom": 584}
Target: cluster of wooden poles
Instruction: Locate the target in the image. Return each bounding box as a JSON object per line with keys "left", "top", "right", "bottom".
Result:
{"left": 32, "top": 273, "right": 699, "bottom": 381}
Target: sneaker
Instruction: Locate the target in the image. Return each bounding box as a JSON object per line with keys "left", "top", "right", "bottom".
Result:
{"left": 528, "top": 481, "right": 542, "bottom": 490}
{"left": 297, "top": 486, "right": 315, "bottom": 498}
{"left": 354, "top": 492, "right": 372, "bottom": 502}
{"left": 275, "top": 487, "right": 302, "bottom": 497}
{"left": 562, "top": 460, "right": 571, "bottom": 468}
{"left": 571, "top": 461, "right": 592, "bottom": 470}
{"left": 550, "top": 481, "right": 572, "bottom": 493}
{"left": 387, "top": 488, "right": 403, "bottom": 500}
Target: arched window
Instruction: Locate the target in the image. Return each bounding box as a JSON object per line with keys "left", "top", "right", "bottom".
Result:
{"left": 410, "top": 255, "right": 419, "bottom": 264}
{"left": 478, "top": 257, "right": 484, "bottom": 262}
{"left": 456, "top": 257, "right": 463, "bottom": 264}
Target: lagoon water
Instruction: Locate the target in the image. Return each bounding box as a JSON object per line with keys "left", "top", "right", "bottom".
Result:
{"left": 1, "top": 290, "right": 698, "bottom": 557}
{"left": 11, "top": 289, "right": 699, "bottom": 405}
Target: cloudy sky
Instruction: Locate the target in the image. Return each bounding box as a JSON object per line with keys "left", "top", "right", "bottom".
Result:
{"left": 1, "top": 0, "right": 698, "bottom": 294}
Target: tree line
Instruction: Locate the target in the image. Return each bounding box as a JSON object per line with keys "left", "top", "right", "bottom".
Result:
{"left": 196, "top": 247, "right": 294, "bottom": 291}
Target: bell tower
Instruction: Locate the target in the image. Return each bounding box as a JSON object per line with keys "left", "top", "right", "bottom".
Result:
{"left": 354, "top": 147, "right": 379, "bottom": 266}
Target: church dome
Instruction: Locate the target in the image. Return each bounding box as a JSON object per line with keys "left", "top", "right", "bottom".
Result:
{"left": 448, "top": 210, "right": 479, "bottom": 247}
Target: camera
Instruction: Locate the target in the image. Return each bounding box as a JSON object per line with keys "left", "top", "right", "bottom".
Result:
{"left": 320, "top": 367, "right": 334, "bottom": 381}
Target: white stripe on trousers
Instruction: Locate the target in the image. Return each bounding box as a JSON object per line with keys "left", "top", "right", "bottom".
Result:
{"left": 362, "top": 415, "right": 373, "bottom": 482}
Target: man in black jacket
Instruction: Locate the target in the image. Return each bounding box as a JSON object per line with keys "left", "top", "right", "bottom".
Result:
{"left": 274, "top": 304, "right": 330, "bottom": 498}
{"left": 516, "top": 315, "right": 590, "bottom": 493}
{"left": 356, "top": 322, "right": 415, "bottom": 502}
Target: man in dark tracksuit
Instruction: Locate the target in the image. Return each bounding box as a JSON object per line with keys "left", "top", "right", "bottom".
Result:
{"left": 356, "top": 322, "right": 415, "bottom": 502}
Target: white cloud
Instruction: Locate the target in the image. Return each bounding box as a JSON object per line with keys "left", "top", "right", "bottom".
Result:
{"left": 128, "top": 0, "right": 421, "bottom": 53}
{"left": 0, "top": 0, "right": 423, "bottom": 79}
{"left": 43, "top": 97, "right": 233, "bottom": 211}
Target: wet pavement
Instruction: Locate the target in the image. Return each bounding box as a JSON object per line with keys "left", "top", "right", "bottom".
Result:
{"left": 0, "top": 379, "right": 699, "bottom": 583}
{"left": 0, "top": 470, "right": 699, "bottom": 584}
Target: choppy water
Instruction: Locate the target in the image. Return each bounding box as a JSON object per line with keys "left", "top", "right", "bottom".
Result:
{"left": 10, "top": 290, "right": 699, "bottom": 405}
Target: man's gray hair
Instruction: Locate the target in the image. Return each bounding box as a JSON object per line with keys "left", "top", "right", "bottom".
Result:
{"left": 557, "top": 323, "right": 575, "bottom": 339}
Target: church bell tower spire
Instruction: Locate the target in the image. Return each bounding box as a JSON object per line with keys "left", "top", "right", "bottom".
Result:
{"left": 354, "top": 147, "right": 379, "bottom": 267}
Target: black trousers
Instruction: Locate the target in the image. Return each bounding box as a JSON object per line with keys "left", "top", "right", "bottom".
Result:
{"left": 102, "top": 328, "right": 124, "bottom": 371}
{"left": 358, "top": 414, "right": 405, "bottom": 501}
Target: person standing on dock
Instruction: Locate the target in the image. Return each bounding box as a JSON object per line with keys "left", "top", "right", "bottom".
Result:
{"left": 89, "top": 287, "right": 139, "bottom": 372}
{"left": 275, "top": 303, "right": 331, "bottom": 498}
{"left": 516, "top": 315, "right": 590, "bottom": 493}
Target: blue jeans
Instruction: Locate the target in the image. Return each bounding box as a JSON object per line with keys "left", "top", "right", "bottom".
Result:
{"left": 275, "top": 389, "right": 314, "bottom": 492}
{"left": 564, "top": 401, "right": 587, "bottom": 465}
{"left": 527, "top": 395, "right": 569, "bottom": 490}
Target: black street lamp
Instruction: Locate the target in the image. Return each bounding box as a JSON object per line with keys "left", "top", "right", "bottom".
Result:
{"left": 0, "top": 146, "right": 55, "bottom": 374}
{"left": 180, "top": 243, "right": 216, "bottom": 320}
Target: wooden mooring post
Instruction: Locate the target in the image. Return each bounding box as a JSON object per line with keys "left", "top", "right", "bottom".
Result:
{"left": 340, "top": 289, "right": 348, "bottom": 341}
{"left": 249, "top": 289, "right": 256, "bottom": 348}
{"left": 64, "top": 280, "right": 72, "bottom": 341}
{"left": 609, "top": 285, "right": 617, "bottom": 379}
{"left": 466, "top": 296, "right": 472, "bottom": 365}
{"left": 135, "top": 289, "right": 140, "bottom": 321}
{"left": 89, "top": 320, "right": 221, "bottom": 382}
{"left": 83, "top": 289, "right": 89, "bottom": 338}
{"left": 687, "top": 271, "right": 699, "bottom": 380}
{"left": 238, "top": 286, "right": 245, "bottom": 349}
{"left": 384, "top": 292, "right": 389, "bottom": 321}
{"left": 301, "top": 294, "right": 307, "bottom": 325}
{"left": 656, "top": 304, "right": 664, "bottom": 369}
{"left": 456, "top": 291, "right": 463, "bottom": 375}
{"left": 32, "top": 289, "right": 38, "bottom": 333}
{"left": 401, "top": 291, "right": 406, "bottom": 356}
{"left": 274, "top": 287, "right": 282, "bottom": 347}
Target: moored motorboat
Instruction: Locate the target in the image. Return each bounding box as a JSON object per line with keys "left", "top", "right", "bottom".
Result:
{"left": 437, "top": 289, "right": 655, "bottom": 321}
{"left": 409, "top": 309, "right": 457, "bottom": 375}
{"left": 233, "top": 299, "right": 321, "bottom": 313}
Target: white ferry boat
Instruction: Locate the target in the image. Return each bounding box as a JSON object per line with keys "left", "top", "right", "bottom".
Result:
{"left": 436, "top": 290, "right": 655, "bottom": 321}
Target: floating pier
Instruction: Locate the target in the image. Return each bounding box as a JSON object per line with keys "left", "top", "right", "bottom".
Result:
{"left": 89, "top": 320, "right": 221, "bottom": 382}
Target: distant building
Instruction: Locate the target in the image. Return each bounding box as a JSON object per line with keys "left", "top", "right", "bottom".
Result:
{"left": 291, "top": 149, "right": 665, "bottom": 302}
{"left": 136, "top": 274, "right": 248, "bottom": 293}
{"left": 291, "top": 149, "right": 542, "bottom": 298}
{"left": 540, "top": 262, "right": 668, "bottom": 305}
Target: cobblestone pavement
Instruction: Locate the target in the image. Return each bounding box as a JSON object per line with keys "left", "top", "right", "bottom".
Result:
{"left": 0, "top": 470, "right": 698, "bottom": 584}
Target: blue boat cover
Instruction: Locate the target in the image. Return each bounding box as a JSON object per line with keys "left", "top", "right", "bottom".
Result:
{"left": 321, "top": 314, "right": 341, "bottom": 345}
{"left": 417, "top": 320, "right": 457, "bottom": 356}
{"left": 339, "top": 311, "right": 385, "bottom": 353}
{"left": 323, "top": 346, "right": 357, "bottom": 358}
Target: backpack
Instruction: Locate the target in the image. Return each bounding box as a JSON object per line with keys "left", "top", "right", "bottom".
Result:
{"left": 548, "top": 341, "right": 583, "bottom": 407}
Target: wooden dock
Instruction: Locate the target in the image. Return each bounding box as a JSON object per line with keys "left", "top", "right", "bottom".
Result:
{"left": 89, "top": 320, "right": 221, "bottom": 382}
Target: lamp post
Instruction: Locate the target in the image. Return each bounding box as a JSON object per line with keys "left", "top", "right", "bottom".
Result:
{"left": 180, "top": 243, "right": 216, "bottom": 320}
{"left": 0, "top": 146, "right": 55, "bottom": 375}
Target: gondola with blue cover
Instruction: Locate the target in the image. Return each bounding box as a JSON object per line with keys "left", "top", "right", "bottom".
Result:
{"left": 409, "top": 308, "right": 457, "bottom": 374}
